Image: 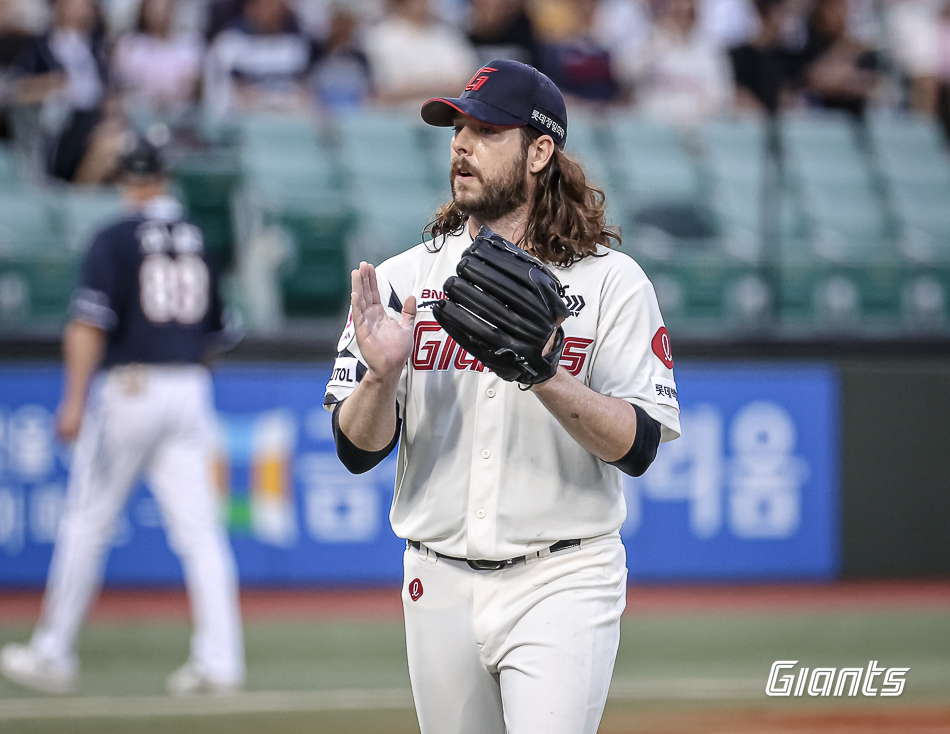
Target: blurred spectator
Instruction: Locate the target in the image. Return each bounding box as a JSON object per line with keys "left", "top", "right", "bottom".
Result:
{"left": 309, "top": 7, "right": 372, "bottom": 110}
{"left": 1, "top": 0, "right": 47, "bottom": 58}
{"left": 886, "top": 0, "right": 950, "bottom": 119}
{"left": 11, "top": 0, "right": 126, "bottom": 183}
{"left": 591, "top": 0, "right": 652, "bottom": 85}
{"left": 621, "top": 0, "right": 733, "bottom": 124}
{"left": 112, "top": 0, "right": 206, "bottom": 115}
{"left": 730, "top": 0, "right": 802, "bottom": 114}
{"left": 291, "top": 0, "right": 334, "bottom": 40}
{"left": 797, "top": 0, "right": 880, "bottom": 117}
{"left": 698, "top": 0, "right": 760, "bottom": 49}
{"left": 205, "top": 0, "right": 243, "bottom": 41}
{"left": 537, "top": 0, "right": 623, "bottom": 103}
{"left": 1, "top": 0, "right": 49, "bottom": 140}
{"left": 529, "top": 0, "right": 582, "bottom": 41}
{"left": 467, "top": 0, "right": 541, "bottom": 68}
{"left": 204, "top": 0, "right": 316, "bottom": 115}
{"left": 363, "top": 0, "right": 477, "bottom": 106}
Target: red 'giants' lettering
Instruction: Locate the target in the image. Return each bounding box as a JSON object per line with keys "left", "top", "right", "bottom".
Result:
{"left": 560, "top": 338, "right": 594, "bottom": 376}
{"left": 413, "top": 321, "right": 596, "bottom": 376}
{"left": 412, "top": 322, "right": 443, "bottom": 370}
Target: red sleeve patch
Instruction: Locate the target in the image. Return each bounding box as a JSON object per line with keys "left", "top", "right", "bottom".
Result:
{"left": 652, "top": 327, "right": 674, "bottom": 368}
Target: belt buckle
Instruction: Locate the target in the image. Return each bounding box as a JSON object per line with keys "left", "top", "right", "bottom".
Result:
{"left": 467, "top": 559, "right": 506, "bottom": 571}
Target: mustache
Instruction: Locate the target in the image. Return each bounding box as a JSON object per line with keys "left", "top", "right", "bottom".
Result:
{"left": 451, "top": 159, "right": 481, "bottom": 180}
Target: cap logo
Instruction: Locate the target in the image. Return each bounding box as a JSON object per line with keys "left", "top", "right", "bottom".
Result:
{"left": 464, "top": 66, "right": 497, "bottom": 92}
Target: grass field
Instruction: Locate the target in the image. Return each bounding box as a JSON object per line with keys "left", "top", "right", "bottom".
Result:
{"left": 0, "top": 583, "right": 948, "bottom": 733}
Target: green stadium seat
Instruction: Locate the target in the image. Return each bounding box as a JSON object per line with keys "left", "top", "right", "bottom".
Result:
{"left": 0, "top": 145, "right": 19, "bottom": 186}
{"left": 417, "top": 123, "right": 453, "bottom": 176}
{"left": 0, "top": 190, "right": 57, "bottom": 254}
{"left": 335, "top": 111, "right": 433, "bottom": 188}
{"left": 782, "top": 112, "right": 858, "bottom": 159}
{"left": 232, "top": 188, "right": 356, "bottom": 320}
{"left": 799, "top": 185, "right": 888, "bottom": 238}
{"left": 0, "top": 255, "right": 78, "bottom": 326}
{"left": 700, "top": 119, "right": 768, "bottom": 188}
{"left": 57, "top": 187, "right": 125, "bottom": 253}
{"left": 239, "top": 113, "right": 321, "bottom": 150}
{"left": 780, "top": 115, "right": 892, "bottom": 260}
{"left": 605, "top": 117, "right": 701, "bottom": 205}
{"left": 695, "top": 120, "right": 772, "bottom": 262}
{"left": 565, "top": 117, "right": 611, "bottom": 191}
{"left": 863, "top": 115, "right": 950, "bottom": 262}
{"left": 777, "top": 234, "right": 905, "bottom": 332}
{"left": 867, "top": 114, "right": 947, "bottom": 160}
{"left": 171, "top": 152, "right": 240, "bottom": 208}
{"left": 699, "top": 118, "right": 767, "bottom": 156}
{"left": 347, "top": 185, "right": 445, "bottom": 266}
{"left": 275, "top": 205, "right": 356, "bottom": 317}
{"left": 241, "top": 146, "right": 339, "bottom": 200}
{"left": 169, "top": 150, "right": 241, "bottom": 265}
{"left": 900, "top": 265, "right": 950, "bottom": 331}
{"left": 888, "top": 181, "right": 950, "bottom": 262}
{"left": 639, "top": 257, "right": 772, "bottom": 333}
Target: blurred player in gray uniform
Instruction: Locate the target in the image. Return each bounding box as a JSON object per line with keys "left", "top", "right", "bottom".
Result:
{"left": 325, "top": 61, "right": 682, "bottom": 733}
{"left": 0, "top": 132, "right": 245, "bottom": 696}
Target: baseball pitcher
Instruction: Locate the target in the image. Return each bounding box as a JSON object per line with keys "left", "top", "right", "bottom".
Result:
{"left": 325, "top": 60, "right": 681, "bottom": 733}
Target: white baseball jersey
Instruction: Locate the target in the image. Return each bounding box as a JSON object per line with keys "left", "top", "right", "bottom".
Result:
{"left": 325, "top": 227, "right": 681, "bottom": 561}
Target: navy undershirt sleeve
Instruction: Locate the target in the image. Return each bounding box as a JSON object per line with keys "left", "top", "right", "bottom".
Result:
{"left": 332, "top": 401, "right": 401, "bottom": 475}
{"left": 608, "top": 404, "right": 662, "bottom": 477}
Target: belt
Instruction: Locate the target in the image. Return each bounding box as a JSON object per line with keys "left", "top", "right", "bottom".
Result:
{"left": 407, "top": 539, "right": 581, "bottom": 571}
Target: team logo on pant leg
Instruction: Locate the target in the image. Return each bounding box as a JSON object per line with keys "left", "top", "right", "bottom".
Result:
{"left": 408, "top": 578, "right": 424, "bottom": 602}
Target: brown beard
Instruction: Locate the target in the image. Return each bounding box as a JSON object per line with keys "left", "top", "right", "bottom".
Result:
{"left": 450, "top": 148, "right": 529, "bottom": 222}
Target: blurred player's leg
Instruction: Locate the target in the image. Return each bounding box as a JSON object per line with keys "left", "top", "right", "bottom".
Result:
{"left": 495, "top": 539, "right": 627, "bottom": 734}
{"left": 402, "top": 547, "right": 506, "bottom": 734}
{"left": 146, "top": 367, "right": 244, "bottom": 691}
{"left": 30, "top": 378, "right": 154, "bottom": 671}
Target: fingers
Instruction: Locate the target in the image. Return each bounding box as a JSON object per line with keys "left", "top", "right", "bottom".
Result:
{"left": 350, "top": 268, "right": 365, "bottom": 325}
{"left": 401, "top": 295, "right": 417, "bottom": 328}
{"left": 367, "top": 263, "right": 380, "bottom": 305}
{"left": 359, "top": 262, "right": 380, "bottom": 308}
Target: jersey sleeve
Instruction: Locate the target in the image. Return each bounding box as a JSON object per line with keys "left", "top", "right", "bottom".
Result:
{"left": 70, "top": 229, "right": 120, "bottom": 331}
{"left": 587, "top": 254, "right": 681, "bottom": 442}
{"left": 323, "top": 264, "right": 408, "bottom": 411}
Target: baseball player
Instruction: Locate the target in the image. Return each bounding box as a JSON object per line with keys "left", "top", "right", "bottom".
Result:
{"left": 325, "top": 60, "right": 681, "bottom": 733}
{"left": 0, "top": 133, "right": 245, "bottom": 696}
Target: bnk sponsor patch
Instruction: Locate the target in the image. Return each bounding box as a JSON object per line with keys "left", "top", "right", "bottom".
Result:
{"left": 328, "top": 357, "right": 358, "bottom": 389}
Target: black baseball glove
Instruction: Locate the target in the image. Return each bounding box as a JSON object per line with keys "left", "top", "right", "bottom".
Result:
{"left": 432, "top": 226, "right": 570, "bottom": 386}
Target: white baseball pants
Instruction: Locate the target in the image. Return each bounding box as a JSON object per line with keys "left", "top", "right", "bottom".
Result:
{"left": 31, "top": 365, "right": 244, "bottom": 685}
{"left": 402, "top": 535, "right": 627, "bottom": 734}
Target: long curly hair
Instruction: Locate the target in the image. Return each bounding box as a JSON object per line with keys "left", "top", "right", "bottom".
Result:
{"left": 424, "top": 127, "right": 620, "bottom": 266}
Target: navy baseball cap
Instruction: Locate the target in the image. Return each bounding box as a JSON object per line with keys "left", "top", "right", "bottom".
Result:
{"left": 421, "top": 60, "right": 568, "bottom": 147}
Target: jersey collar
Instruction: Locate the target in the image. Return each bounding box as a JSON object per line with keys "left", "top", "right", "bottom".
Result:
{"left": 141, "top": 195, "right": 184, "bottom": 223}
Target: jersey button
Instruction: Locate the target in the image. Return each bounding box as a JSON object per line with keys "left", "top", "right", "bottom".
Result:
{"left": 486, "top": 388, "right": 496, "bottom": 398}
{"left": 476, "top": 509, "right": 486, "bottom": 519}
{"left": 481, "top": 449, "right": 491, "bottom": 459}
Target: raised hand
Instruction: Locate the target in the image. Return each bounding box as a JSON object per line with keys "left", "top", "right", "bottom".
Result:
{"left": 351, "top": 262, "right": 417, "bottom": 380}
